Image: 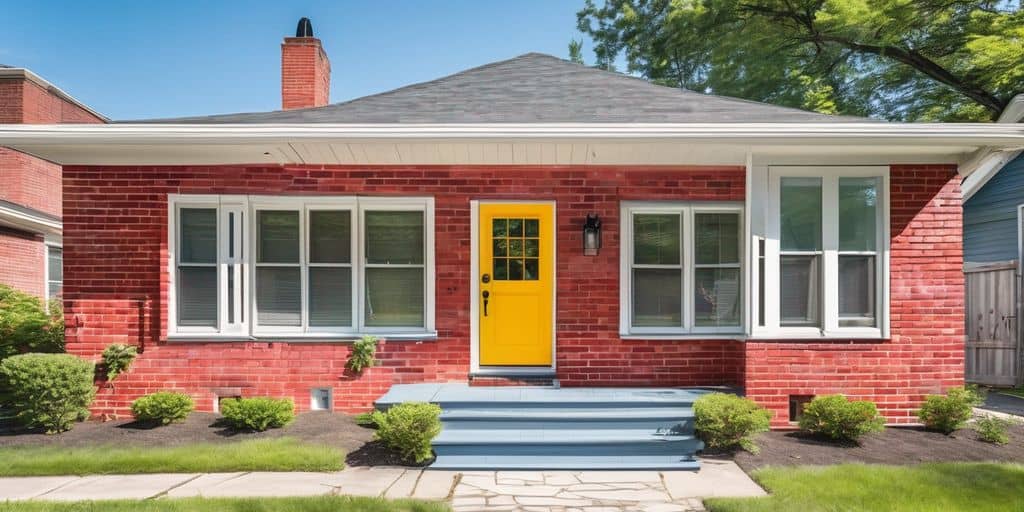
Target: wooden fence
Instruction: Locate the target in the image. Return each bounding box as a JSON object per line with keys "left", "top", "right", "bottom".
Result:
{"left": 964, "top": 260, "right": 1021, "bottom": 387}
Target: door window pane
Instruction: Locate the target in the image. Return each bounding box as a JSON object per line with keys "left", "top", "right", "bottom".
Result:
{"left": 632, "top": 269, "right": 682, "bottom": 327}
{"left": 780, "top": 255, "right": 820, "bottom": 326}
{"left": 780, "top": 178, "right": 822, "bottom": 252}
{"left": 180, "top": 208, "right": 217, "bottom": 263}
{"left": 839, "top": 255, "right": 875, "bottom": 327}
{"left": 695, "top": 213, "right": 739, "bottom": 264}
{"left": 309, "top": 267, "right": 352, "bottom": 326}
{"left": 256, "top": 267, "right": 301, "bottom": 326}
{"left": 258, "top": 211, "right": 300, "bottom": 263}
{"left": 309, "top": 211, "right": 351, "bottom": 263}
{"left": 839, "top": 178, "right": 878, "bottom": 252}
{"left": 633, "top": 214, "right": 680, "bottom": 265}
{"left": 366, "top": 212, "right": 424, "bottom": 264}
{"left": 366, "top": 268, "right": 424, "bottom": 327}
{"left": 695, "top": 268, "right": 740, "bottom": 326}
{"left": 178, "top": 267, "right": 217, "bottom": 326}
{"left": 491, "top": 217, "right": 540, "bottom": 281}
{"left": 47, "top": 246, "right": 63, "bottom": 298}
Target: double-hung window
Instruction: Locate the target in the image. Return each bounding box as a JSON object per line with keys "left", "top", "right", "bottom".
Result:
{"left": 762, "top": 167, "right": 888, "bottom": 338}
{"left": 620, "top": 202, "right": 743, "bottom": 335}
{"left": 169, "top": 195, "right": 434, "bottom": 339}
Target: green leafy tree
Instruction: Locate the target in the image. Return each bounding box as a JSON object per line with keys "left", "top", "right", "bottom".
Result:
{"left": 0, "top": 285, "right": 64, "bottom": 360}
{"left": 568, "top": 39, "right": 586, "bottom": 64}
{"left": 576, "top": 0, "right": 1023, "bottom": 121}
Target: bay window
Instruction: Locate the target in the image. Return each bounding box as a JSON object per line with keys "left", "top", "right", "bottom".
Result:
{"left": 761, "top": 167, "right": 888, "bottom": 338}
{"left": 620, "top": 202, "right": 743, "bottom": 335}
{"left": 169, "top": 195, "right": 434, "bottom": 339}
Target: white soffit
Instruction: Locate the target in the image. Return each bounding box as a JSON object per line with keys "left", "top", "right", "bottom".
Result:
{"left": 0, "top": 123, "right": 1020, "bottom": 166}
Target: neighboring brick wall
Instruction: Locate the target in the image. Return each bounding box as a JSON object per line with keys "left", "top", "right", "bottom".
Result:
{"left": 63, "top": 165, "right": 746, "bottom": 417}
{"left": 281, "top": 37, "right": 330, "bottom": 110}
{"left": 744, "top": 164, "right": 964, "bottom": 427}
{"left": 0, "top": 226, "right": 45, "bottom": 297}
{"left": 0, "top": 147, "right": 63, "bottom": 218}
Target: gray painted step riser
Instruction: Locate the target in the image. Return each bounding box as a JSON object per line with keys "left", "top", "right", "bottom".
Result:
{"left": 441, "top": 420, "right": 694, "bottom": 432}
{"left": 430, "top": 458, "right": 700, "bottom": 471}
{"left": 440, "top": 408, "right": 695, "bottom": 420}
{"left": 434, "top": 441, "right": 703, "bottom": 457}
{"left": 422, "top": 401, "right": 696, "bottom": 410}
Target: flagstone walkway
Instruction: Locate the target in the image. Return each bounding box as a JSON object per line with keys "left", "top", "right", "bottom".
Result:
{"left": 0, "top": 459, "right": 765, "bottom": 512}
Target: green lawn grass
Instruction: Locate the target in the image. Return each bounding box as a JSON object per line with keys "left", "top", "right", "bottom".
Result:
{"left": 705, "top": 463, "right": 1024, "bottom": 512}
{"left": 0, "top": 438, "right": 344, "bottom": 476}
{"left": 1000, "top": 387, "right": 1024, "bottom": 399}
{"left": 0, "top": 496, "right": 447, "bottom": 512}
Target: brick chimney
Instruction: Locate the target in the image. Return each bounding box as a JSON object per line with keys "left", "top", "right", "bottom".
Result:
{"left": 281, "top": 17, "right": 331, "bottom": 110}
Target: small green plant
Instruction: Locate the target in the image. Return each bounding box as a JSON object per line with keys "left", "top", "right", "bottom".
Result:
{"left": 799, "top": 394, "right": 884, "bottom": 442}
{"left": 0, "top": 353, "right": 95, "bottom": 433}
{"left": 974, "top": 416, "right": 1012, "bottom": 445}
{"left": 370, "top": 402, "right": 442, "bottom": 463}
{"left": 0, "top": 284, "right": 64, "bottom": 361}
{"left": 693, "top": 392, "right": 772, "bottom": 454}
{"left": 101, "top": 344, "right": 137, "bottom": 381}
{"left": 131, "top": 391, "right": 194, "bottom": 425}
{"left": 220, "top": 397, "right": 295, "bottom": 432}
{"left": 918, "top": 386, "right": 985, "bottom": 434}
{"left": 353, "top": 412, "right": 377, "bottom": 427}
{"left": 346, "top": 335, "right": 378, "bottom": 374}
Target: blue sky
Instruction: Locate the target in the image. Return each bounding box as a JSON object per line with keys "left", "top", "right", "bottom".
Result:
{"left": 1, "top": 1, "right": 599, "bottom": 120}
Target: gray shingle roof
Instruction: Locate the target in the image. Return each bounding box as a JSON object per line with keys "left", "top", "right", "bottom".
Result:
{"left": 133, "top": 53, "right": 865, "bottom": 124}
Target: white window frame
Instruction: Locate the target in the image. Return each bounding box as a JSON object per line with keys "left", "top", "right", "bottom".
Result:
{"left": 619, "top": 201, "right": 744, "bottom": 337}
{"left": 758, "top": 166, "right": 890, "bottom": 339}
{"left": 44, "top": 241, "right": 62, "bottom": 303}
{"left": 167, "top": 194, "right": 435, "bottom": 340}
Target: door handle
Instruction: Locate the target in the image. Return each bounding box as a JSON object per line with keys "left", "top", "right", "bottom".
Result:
{"left": 482, "top": 291, "right": 490, "bottom": 316}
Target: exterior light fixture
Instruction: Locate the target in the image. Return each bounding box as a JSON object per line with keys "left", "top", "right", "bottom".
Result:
{"left": 583, "top": 213, "right": 602, "bottom": 256}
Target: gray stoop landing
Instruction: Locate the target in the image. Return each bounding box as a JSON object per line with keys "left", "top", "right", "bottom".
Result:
{"left": 375, "top": 384, "right": 710, "bottom": 471}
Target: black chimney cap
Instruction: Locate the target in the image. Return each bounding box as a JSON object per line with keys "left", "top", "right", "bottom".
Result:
{"left": 296, "top": 17, "right": 314, "bottom": 38}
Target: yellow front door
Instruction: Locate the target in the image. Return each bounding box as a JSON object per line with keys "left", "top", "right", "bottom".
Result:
{"left": 479, "top": 203, "right": 554, "bottom": 366}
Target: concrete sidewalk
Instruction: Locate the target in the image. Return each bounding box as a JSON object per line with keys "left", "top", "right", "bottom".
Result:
{"left": 0, "top": 460, "right": 766, "bottom": 512}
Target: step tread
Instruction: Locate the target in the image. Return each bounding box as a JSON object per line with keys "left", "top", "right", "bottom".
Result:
{"left": 430, "top": 455, "right": 700, "bottom": 471}
{"left": 441, "top": 407, "right": 694, "bottom": 420}
{"left": 434, "top": 429, "right": 696, "bottom": 445}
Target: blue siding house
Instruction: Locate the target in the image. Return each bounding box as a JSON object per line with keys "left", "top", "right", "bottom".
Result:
{"left": 964, "top": 153, "right": 1024, "bottom": 263}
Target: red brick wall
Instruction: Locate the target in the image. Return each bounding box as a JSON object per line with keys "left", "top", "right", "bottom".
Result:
{"left": 0, "top": 226, "right": 45, "bottom": 297}
{"left": 281, "top": 37, "right": 330, "bottom": 110}
{"left": 62, "top": 165, "right": 746, "bottom": 417}
{"left": 744, "top": 165, "right": 964, "bottom": 427}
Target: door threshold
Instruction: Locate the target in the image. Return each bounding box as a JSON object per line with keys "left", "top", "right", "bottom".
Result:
{"left": 471, "top": 367, "right": 556, "bottom": 378}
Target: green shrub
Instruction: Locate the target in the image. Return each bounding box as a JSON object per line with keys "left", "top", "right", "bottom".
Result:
{"left": 353, "top": 412, "right": 376, "bottom": 427}
{"left": 220, "top": 397, "right": 294, "bottom": 431}
{"left": 0, "top": 285, "right": 64, "bottom": 361}
{"left": 799, "top": 394, "right": 884, "bottom": 442}
{"left": 974, "top": 416, "right": 1012, "bottom": 445}
{"left": 101, "top": 344, "right": 137, "bottom": 381}
{"left": 693, "top": 392, "right": 772, "bottom": 454}
{"left": 917, "top": 386, "right": 985, "bottom": 434}
{"left": 346, "top": 335, "right": 378, "bottom": 374}
{"left": 0, "top": 353, "right": 95, "bottom": 433}
{"left": 131, "top": 391, "right": 194, "bottom": 425}
{"left": 370, "top": 402, "right": 442, "bottom": 463}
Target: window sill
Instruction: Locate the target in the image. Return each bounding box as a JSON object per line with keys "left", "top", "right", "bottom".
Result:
{"left": 165, "top": 332, "right": 439, "bottom": 343}
{"left": 620, "top": 333, "right": 744, "bottom": 340}
{"left": 748, "top": 328, "right": 886, "bottom": 341}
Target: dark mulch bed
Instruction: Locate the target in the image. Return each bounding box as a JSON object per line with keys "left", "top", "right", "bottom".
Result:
{"left": 0, "top": 411, "right": 388, "bottom": 461}
{"left": 731, "top": 423, "right": 1024, "bottom": 473}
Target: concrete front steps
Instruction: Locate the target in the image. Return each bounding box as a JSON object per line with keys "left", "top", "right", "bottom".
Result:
{"left": 375, "top": 383, "right": 709, "bottom": 471}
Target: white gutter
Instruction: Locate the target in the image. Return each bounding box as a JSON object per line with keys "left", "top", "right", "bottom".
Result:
{"left": 0, "top": 122, "right": 1022, "bottom": 145}
{"left": 0, "top": 203, "right": 61, "bottom": 236}
{"left": 961, "top": 94, "right": 1024, "bottom": 200}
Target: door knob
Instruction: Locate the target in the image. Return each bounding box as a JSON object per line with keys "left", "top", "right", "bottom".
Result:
{"left": 482, "top": 291, "right": 490, "bottom": 316}
{"left": 482, "top": 274, "right": 491, "bottom": 283}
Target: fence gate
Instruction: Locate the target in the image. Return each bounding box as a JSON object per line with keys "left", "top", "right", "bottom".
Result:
{"left": 964, "top": 260, "right": 1020, "bottom": 386}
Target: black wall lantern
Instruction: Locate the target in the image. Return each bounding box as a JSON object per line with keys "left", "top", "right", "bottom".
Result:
{"left": 583, "top": 213, "right": 602, "bottom": 256}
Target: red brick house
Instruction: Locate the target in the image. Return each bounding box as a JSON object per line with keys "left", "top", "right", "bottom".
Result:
{"left": 0, "top": 66, "right": 105, "bottom": 300}
{"left": 2, "top": 23, "right": 1021, "bottom": 428}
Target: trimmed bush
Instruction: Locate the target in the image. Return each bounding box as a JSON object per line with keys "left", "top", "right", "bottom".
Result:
{"left": 0, "top": 353, "right": 95, "bottom": 433}
{"left": 974, "top": 416, "right": 1011, "bottom": 445}
{"left": 101, "top": 344, "right": 137, "bottom": 381}
{"left": 371, "top": 402, "right": 442, "bottom": 463}
{"left": 220, "top": 397, "right": 294, "bottom": 432}
{"left": 917, "top": 386, "right": 985, "bottom": 434}
{"left": 346, "top": 335, "right": 378, "bottom": 374}
{"left": 0, "top": 284, "right": 64, "bottom": 361}
{"left": 693, "top": 393, "right": 772, "bottom": 454}
{"left": 799, "top": 394, "right": 884, "bottom": 442}
{"left": 131, "top": 391, "right": 194, "bottom": 425}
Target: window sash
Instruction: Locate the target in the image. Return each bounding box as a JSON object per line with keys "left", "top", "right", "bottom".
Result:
{"left": 169, "top": 196, "right": 433, "bottom": 337}
{"left": 762, "top": 167, "right": 887, "bottom": 338}
{"left": 621, "top": 203, "right": 743, "bottom": 335}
